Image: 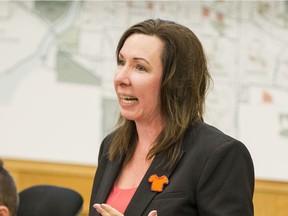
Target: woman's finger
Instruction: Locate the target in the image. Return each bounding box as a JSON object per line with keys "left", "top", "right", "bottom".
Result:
{"left": 93, "top": 203, "right": 107, "bottom": 215}
{"left": 93, "top": 203, "right": 111, "bottom": 216}
{"left": 101, "top": 204, "right": 123, "bottom": 216}
{"left": 148, "top": 210, "right": 158, "bottom": 216}
{"left": 93, "top": 203, "right": 123, "bottom": 216}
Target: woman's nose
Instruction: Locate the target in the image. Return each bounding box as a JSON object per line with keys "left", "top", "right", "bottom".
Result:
{"left": 114, "top": 68, "right": 131, "bottom": 86}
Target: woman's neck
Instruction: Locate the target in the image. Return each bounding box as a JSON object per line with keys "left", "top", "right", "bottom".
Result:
{"left": 135, "top": 118, "right": 163, "bottom": 152}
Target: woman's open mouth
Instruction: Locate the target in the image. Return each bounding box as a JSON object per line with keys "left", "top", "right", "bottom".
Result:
{"left": 120, "top": 96, "right": 139, "bottom": 104}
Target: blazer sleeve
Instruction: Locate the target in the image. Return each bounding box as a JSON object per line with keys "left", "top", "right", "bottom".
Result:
{"left": 196, "top": 140, "right": 254, "bottom": 216}
{"left": 89, "top": 134, "right": 112, "bottom": 215}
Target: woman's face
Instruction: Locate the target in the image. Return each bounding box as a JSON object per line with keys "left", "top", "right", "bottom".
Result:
{"left": 114, "top": 33, "right": 164, "bottom": 124}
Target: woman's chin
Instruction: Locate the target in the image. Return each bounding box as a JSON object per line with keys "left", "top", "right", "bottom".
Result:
{"left": 120, "top": 112, "right": 136, "bottom": 121}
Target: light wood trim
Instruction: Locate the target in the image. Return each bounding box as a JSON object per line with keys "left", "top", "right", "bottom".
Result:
{"left": 254, "top": 180, "right": 288, "bottom": 216}
{"left": 255, "top": 180, "right": 288, "bottom": 194}
{"left": 3, "top": 158, "right": 96, "bottom": 216}
{"left": 3, "top": 158, "right": 288, "bottom": 216}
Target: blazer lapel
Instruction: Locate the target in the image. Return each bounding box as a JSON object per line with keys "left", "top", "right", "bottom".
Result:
{"left": 124, "top": 150, "right": 184, "bottom": 216}
{"left": 94, "top": 157, "right": 124, "bottom": 204}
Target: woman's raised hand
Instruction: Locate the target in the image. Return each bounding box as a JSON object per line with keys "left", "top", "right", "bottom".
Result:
{"left": 93, "top": 204, "right": 123, "bottom": 216}
{"left": 93, "top": 204, "right": 157, "bottom": 216}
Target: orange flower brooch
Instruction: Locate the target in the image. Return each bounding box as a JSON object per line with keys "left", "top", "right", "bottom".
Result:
{"left": 148, "top": 174, "right": 169, "bottom": 192}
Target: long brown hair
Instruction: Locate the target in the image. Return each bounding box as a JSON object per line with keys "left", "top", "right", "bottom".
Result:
{"left": 108, "top": 19, "right": 211, "bottom": 168}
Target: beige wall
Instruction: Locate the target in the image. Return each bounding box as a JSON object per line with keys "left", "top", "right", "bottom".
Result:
{"left": 4, "top": 158, "right": 288, "bottom": 216}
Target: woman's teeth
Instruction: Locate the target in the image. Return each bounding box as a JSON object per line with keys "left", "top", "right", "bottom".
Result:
{"left": 121, "top": 96, "right": 138, "bottom": 104}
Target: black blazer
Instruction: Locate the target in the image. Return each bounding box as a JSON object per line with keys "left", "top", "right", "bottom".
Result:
{"left": 89, "top": 121, "right": 254, "bottom": 216}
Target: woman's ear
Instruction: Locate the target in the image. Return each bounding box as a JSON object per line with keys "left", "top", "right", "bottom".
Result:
{"left": 0, "top": 205, "right": 9, "bottom": 216}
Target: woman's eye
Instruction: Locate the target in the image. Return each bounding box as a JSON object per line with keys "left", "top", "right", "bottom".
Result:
{"left": 117, "top": 59, "right": 125, "bottom": 66}
{"left": 136, "top": 64, "right": 147, "bottom": 71}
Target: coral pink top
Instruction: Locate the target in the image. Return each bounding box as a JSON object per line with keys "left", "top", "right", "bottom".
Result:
{"left": 106, "top": 185, "right": 137, "bottom": 214}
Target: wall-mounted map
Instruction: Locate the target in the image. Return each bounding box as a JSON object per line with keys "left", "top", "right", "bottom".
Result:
{"left": 0, "top": 1, "right": 287, "bottom": 180}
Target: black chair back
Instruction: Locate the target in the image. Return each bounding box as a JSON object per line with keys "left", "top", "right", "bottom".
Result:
{"left": 17, "top": 185, "right": 83, "bottom": 216}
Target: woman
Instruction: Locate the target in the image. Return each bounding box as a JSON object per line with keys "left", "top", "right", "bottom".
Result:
{"left": 89, "top": 19, "right": 254, "bottom": 216}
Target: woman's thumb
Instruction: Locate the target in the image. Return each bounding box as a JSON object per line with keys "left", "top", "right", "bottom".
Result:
{"left": 148, "top": 210, "right": 157, "bottom": 216}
